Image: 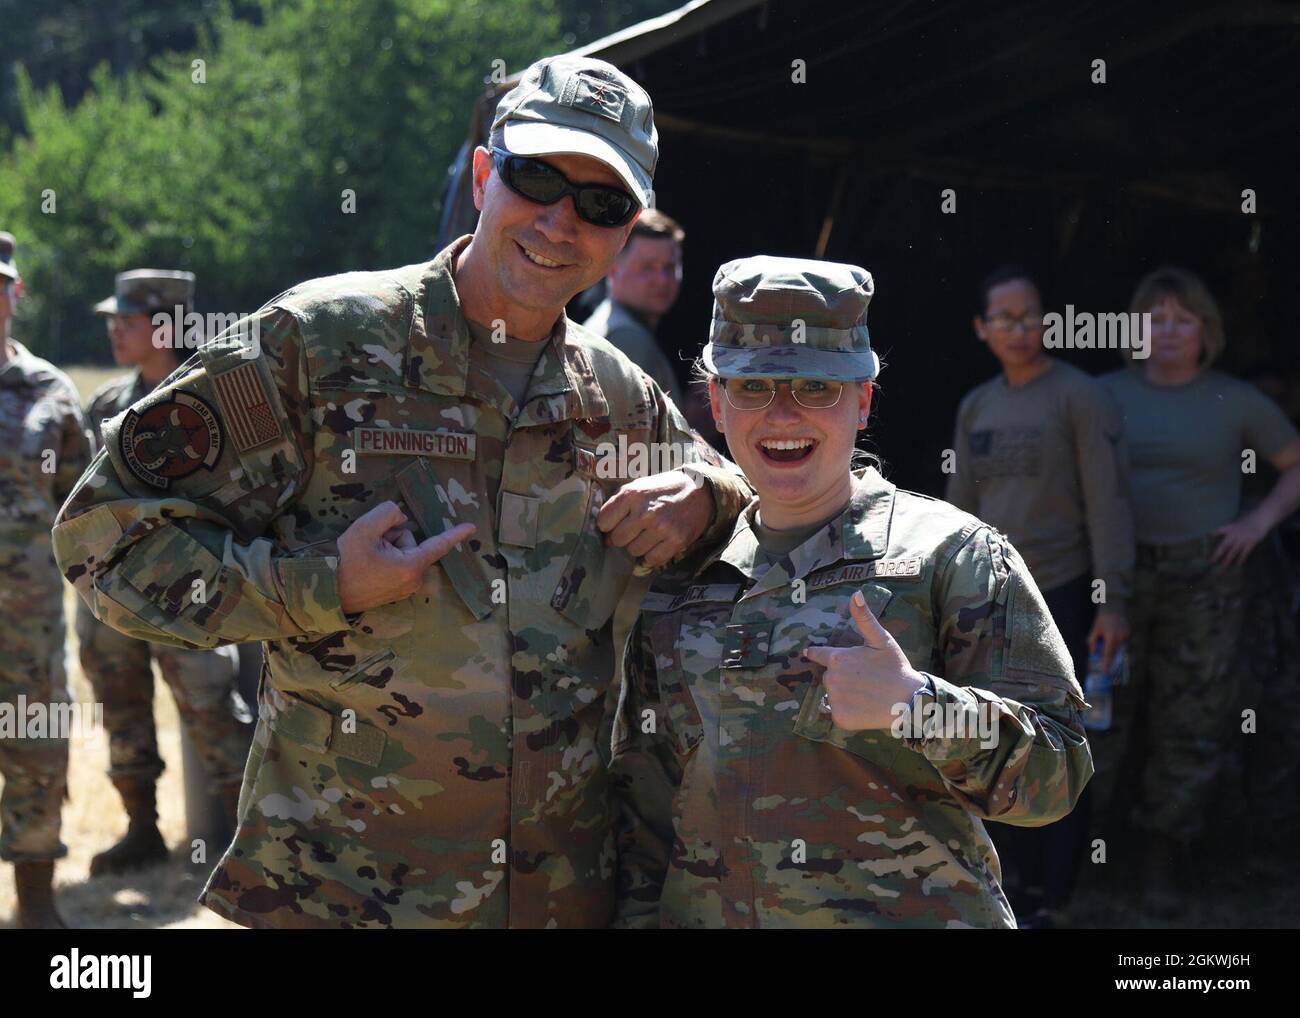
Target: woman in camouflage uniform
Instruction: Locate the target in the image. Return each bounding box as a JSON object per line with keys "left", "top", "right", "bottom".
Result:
{"left": 610, "top": 256, "right": 1093, "bottom": 928}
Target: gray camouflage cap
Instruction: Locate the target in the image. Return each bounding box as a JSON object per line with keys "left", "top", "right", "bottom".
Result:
{"left": 0, "top": 231, "right": 17, "bottom": 282}
{"left": 93, "top": 268, "right": 195, "bottom": 316}
{"left": 491, "top": 55, "right": 657, "bottom": 208}
{"left": 702, "top": 255, "right": 880, "bottom": 381}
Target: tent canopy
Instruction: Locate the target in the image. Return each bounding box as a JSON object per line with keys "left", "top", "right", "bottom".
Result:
{"left": 442, "top": 0, "right": 1299, "bottom": 493}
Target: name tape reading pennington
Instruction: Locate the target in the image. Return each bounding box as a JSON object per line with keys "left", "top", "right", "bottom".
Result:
{"left": 353, "top": 427, "right": 476, "bottom": 460}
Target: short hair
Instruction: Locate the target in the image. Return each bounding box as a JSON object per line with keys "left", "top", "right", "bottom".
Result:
{"left": 627, "top": 208, "right": 684, "bottom": 247}
{"left": 1126, "top": 265, "right": 1225, "bottom": 367}
{"left": 975, "top": 265, "right": 1041, "bottom": 317}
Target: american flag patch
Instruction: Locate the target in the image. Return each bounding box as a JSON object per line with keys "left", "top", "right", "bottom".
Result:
{"left": 212, "top": 362, "right": 281, "bottom": 452}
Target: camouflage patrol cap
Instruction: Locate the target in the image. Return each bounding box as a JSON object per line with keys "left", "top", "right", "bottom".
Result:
{"left": 702, "top": 255, "right": 880, "bottom": 381}
{"left": 0, "top": 231, "right": 17, "bottom": 282}
{"left": 491, "top": 55, "right": 657, "bottom": 208}
{"left": 93, "top": 269, "right": 195, "bottom": 316}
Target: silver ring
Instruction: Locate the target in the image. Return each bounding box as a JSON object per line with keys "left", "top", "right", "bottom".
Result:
{"left": 819, "top": 691, "right": 832, "bottom": 713}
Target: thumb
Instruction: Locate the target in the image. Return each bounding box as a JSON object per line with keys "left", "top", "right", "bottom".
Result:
{"left": 848, "top": 589, "right": 890, "bottom": 647}
{"left": 413, "top": 522, "right": 477, "bottom": 568}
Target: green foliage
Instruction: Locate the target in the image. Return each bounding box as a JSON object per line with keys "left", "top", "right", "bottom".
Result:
{"left": 1, "top": 0, "right": 582, "bottom": 362}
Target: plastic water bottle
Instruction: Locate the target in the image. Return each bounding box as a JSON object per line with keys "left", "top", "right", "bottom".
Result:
{"left": 1082, "top": 642, "right": 1125, "bottom": 731}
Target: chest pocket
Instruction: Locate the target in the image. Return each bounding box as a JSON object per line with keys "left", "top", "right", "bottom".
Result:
{"left": 637, "top": 598, "right": 733, "bottom": 754}
{"left": 790, "top": 582, "right": 909, "bottom": 768}
{"left": 395, "top": 455, "right": 495, "bottom": 621}
{"left": 549, "top": 423, "right": 645, "bottom": 631}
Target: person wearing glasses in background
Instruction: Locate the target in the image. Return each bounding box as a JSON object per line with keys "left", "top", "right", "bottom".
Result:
{"left": 945, "top": 266, "right": 1134, "bottom": 928}
{"left": 610, "top": 256, "right": 1092, "bottom": 929}
{"left": 53, "top": 55, "right": 751, "bottom": 929}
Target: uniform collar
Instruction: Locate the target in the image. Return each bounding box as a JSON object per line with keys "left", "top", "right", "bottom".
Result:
{"left": 405, "top": 235, "right": 609, "bottom": 424}
{"left": 706, "top": 466, "right": 895, "bottom": 599}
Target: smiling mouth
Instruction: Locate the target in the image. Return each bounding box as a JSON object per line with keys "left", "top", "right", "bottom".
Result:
{"left": 517, "top": 241, "right": 566, "bottom": 270}
{"left": 758, "top": 438, "right": 817, "bottom": 464}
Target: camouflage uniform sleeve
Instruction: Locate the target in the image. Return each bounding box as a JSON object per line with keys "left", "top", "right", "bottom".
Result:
{"left": 609, "top": 617, "right": 680, "bottom": 929}
{"left": 53, "top": 379, "right": 93, "bottom": 510}
{"left": 648, "top": 377, "right": 752, "bottom": 550}
{"left": 917, "top": 526, "right": 1093, "bottom": 827}
{"left": 51, "top": 307, "right": 350, "bottom": 650}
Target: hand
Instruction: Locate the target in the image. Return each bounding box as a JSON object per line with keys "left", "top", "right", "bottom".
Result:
{"left": 802, "top": 590, "right": 928, "bottom": 732}
{"left": 597, "top": 469, "right": 712, "bottom": 571}
{"left": 1085, "top": 610, "right": 1130, "bottom": 672}
{"left": 336, "top": 500, "right": 476, "bottom": 613}
{"left": 1210, "top": 511, "right": 1269, "bottom": 567}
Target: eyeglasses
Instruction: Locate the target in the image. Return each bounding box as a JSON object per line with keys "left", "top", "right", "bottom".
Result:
{"left": 722, "top": 378, "right": 845, "bottom": 411}
{"left": 982, "top": 311, "right": 1045, "bottom": 333}
{"left": 490, "top": 147, "right": 639, "bottom": 228}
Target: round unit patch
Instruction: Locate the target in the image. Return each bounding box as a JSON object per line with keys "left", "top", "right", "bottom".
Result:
{"left": 119, "top": 390, "right": 223, "bottom": 489}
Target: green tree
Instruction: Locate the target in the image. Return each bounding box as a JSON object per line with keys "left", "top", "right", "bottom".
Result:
{"left": 1, "top": 0, "right": 571, "bottom": 362}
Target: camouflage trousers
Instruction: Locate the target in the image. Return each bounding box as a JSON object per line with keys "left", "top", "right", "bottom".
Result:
{"left": 1088, "top": 535, "right": 1245, "bottom": 845}
{"left": 74, "top": 600, "right": 251, "bottom": 793}
{"left": 0, "top": 539, "right": 69, "bottom": 862}
{"left": 1220, "top": 530, "right": 1300, "bottom": 829}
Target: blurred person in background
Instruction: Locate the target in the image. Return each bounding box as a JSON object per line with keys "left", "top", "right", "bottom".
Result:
{"left": 77, "top": 270, "right": 250, "bottom": 878}
{"left": 0, "top": 231, "right": 92, "bottom": 927}
{"left": 947, "top": 266, "right": 1134, "bottom": 928}
{"left": 584, "top": 207, "right": 686, "bottom": 409}
{"left": 1098, "top": 266, "right": 1300, "bottom": 917}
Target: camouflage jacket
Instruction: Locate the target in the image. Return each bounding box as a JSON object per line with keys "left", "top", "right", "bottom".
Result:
{"left": 85, "top": 369, "right": 149, "bottom": 451}
{"left": 610, "top": 467, "right": 1092, "bottom": 928}
{"left": 52, "top": 236, "right": 750, "bottom": 928}
{"left": 1, "top": 340, "right": 91, "bottom": 542}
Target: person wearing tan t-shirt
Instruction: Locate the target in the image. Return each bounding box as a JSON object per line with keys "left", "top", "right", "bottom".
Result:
{"left": 947, "top": 266, "right": 1135, "bottom": 928}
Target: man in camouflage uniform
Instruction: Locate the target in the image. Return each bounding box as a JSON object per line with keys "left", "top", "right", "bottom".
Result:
{"left": 0, "top": 232, "right": 93, "bottom": 927}
{"left": 79, "top": 270, "right": 251, "bottom": 876}
{"left": 611, "top": 257, "right": 1092, "bottom": 927}
{"left": 54, "top": 55, "right": 751, "bottom": 928}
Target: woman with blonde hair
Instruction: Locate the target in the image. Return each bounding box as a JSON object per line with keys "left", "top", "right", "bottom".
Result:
{"left": 1097, "top": 266, "right": 1300, "bottom": 917}
{"left": 610, "top": 256, "right": 1092, "bottom": 928}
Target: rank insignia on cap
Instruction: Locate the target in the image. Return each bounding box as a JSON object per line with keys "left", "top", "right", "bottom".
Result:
{"left": 566, "top": 73, "right": 626, "bottom": 122}
{"left": 119, "top": 391, "right": 223, "bottom": 490}
{"left": 212, "top": 361, "right": 282, "bottom": 452}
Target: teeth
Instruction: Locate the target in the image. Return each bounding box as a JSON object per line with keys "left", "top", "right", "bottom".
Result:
{"left": 522, "top": 247, "right": 561, "bottom": 268}
{"left": 759, "top": 439, "right": 814, "bottom": 451}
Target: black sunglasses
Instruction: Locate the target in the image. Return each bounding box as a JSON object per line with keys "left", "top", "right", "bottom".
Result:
{"left": 490, "top": 147, "right": 639, "bottom": 228}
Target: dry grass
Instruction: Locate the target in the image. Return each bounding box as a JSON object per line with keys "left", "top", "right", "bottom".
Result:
{"left": 0, "top": 587, "right": 241, "bottom": 929}
{"left": 62, "top": 364, "right": 121, "bottom": 403}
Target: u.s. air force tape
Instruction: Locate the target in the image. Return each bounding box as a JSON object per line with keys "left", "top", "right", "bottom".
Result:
{"left": 119, "top": 390, "right": 223, "bottom": 490}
